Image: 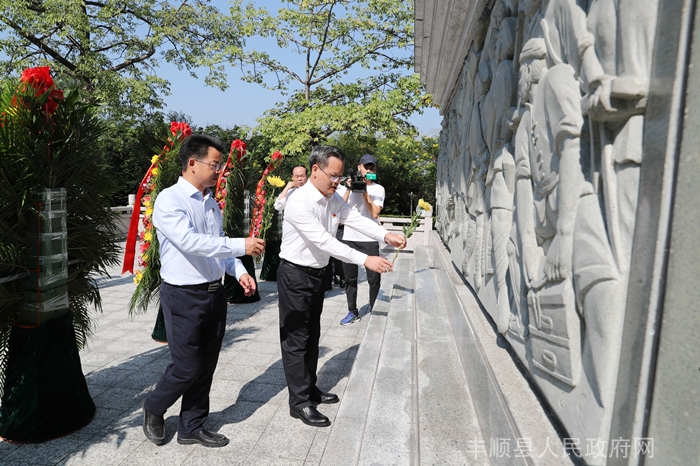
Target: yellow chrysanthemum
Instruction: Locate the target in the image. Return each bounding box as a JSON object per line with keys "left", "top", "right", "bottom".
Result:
{"left": 143, "top": 199, "right": 151, "bottom": 208}
{"left": 418, "top": 199, "right": 432, "bottom": 212}
{"left": 144, "top": 230, "right": 152, "bottom": 242}
{"left": 267, "top": 176, "right": 285, "bottom": 188}
{"left": 133, "top": 270, "right": 143, "bottom": 284}
{"left": 151, "top": 167, "right": 160, "bottom": 176}
{"left": 151, "top": 155, "right": 160, "bottom": 164}
{"left": 145, "top": 207, "right": 153, "bottom": 217}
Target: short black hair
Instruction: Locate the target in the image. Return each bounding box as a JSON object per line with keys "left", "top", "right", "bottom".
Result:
{"left": 179, "top": 134, "right": 225, "bottom": 170}
{"left": 308, "top": 145, "right": 345, "bottom": 171}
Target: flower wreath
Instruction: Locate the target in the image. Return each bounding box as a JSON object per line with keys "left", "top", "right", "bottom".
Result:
{"left": 249, "top": 150, "right": 284, "bottom": 241}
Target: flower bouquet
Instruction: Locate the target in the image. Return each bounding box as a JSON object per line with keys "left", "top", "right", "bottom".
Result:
{"left": 215, "top": 139, "right": 246, "bottom": 213}
{"left": 392, "top": 199, "right": 432, "bottom": 264}
{"left": 126, "top": 122, "right": 192, "bottom": 315}
{"left": 249, "top": 151, "right": 284, "bottom": 248}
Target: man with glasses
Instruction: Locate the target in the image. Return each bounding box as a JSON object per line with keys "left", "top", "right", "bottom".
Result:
{"left": 142, "top": 134, "right": 265, "bottom": 448}
{"left": 278, "top": 146, "right": 405, "bottom": 427}
{"left": 336, "top": 154, "right": 385, "bottom": 325}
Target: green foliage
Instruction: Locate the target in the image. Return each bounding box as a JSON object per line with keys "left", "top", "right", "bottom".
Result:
{"left": 0, "top": 0, "right": 248, "bottom": 119}
{"left": 222, "top": 141, "right": 249, "bottom": 238}
{"left": 0, "top": 78, "right": 121, "bottom": 395}
{"left": 99, "top": 113, "right": 170, "bottom": 206}
{"left": 331, "top": 133, "right": 438, "bottom": 216}
{"left": 233, "top": 0, "right": 434, "bottom": 156}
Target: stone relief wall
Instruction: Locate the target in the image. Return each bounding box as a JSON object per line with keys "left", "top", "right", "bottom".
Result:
{"left": 434, "top": 0, "right": 658, "bottom": 462}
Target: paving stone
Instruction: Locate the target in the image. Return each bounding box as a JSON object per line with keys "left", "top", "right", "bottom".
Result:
{"left": 2, "top": 241, "right": 486, "bottom": 466}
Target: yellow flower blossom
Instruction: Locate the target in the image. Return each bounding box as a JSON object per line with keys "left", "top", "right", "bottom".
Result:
{"left": 418, "top": 199, "right": 432, "bottom": 211}
{"left": 143, "top": 199, "right": 151, "bottom": 208}
{"left": 144, "top": 230, "right": 152, "bottom": 242}
{"left": 133, "top": 270, "right": 143, "bottom": 284}
{"left": 267, "top": 176, "right": 285, "bottom": 188}
{"left": 151, "top": 167, "right": 160, "bottom": 176}
{"left": 151, "top": 155, "right": 159, "bottom": 164}
{"left": 145, "top": 207, "right": 153, "bottom": 217}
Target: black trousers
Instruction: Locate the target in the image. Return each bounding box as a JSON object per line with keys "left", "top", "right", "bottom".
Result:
{"left": 277, "top": 261, "right": 326, "bottom": 409}
{"left": 341, "top": 240, "right": 381, "bottom": 313}
{"left": 324, "top": 226, "right": 346, "bottom": 289}
{"left": 143, "top": 281, "right": 227, "bottom": 437}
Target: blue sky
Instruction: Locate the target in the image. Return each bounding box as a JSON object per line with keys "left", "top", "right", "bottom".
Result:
{"left": 159, "top": 0, "right": 443, "bottom": 136}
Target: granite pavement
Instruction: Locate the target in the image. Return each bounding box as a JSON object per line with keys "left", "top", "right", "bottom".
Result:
{"left": 0, "top": 252, "right": 372, "bottom": 466}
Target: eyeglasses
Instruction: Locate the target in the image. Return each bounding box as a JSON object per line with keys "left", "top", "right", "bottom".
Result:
{"left": 193, "top": 158, "right": 224, "bottom": 172}
{"left": 318, "top": 165, "right": 345, "bottom": 183}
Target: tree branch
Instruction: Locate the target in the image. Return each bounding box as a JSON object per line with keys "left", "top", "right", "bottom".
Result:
{"left": 0, "top": 16, "right": 77, "bottom": 72}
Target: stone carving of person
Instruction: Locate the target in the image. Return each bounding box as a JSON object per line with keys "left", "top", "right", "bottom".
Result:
{"left": 435, "top": 123, "right": 450, "bottom": 238}
{"left": 507, "top": 38, "right": 550, "bottom": 341}
{"left": 514, "top": 42, "right": 624, "bottom": 448}
{"left": 482, "top": 21, "right": 518, "bottom": 333}
{"left": 462, "top": 62, "right": 491, "bottom": 289}
{"left": 581, "top": 0, "right": 659, "bottom": 279}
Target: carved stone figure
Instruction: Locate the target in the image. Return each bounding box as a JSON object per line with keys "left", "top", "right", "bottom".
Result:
{"left": 582, "top": 0, "right": 659, "bottom": 279}
{"left": 483, "top": 58, "right": 517, "bottom": 332}
{"left": 462, "top": 62, "right": 491, "bottom": 289}
{"left": 515, "top": 53, "right": 625, "bottom": 463}
{"left": 430, "top": 0, "right": 660, "bottom": 462}
{"left": 507, "top": 37, "right": 550, "bottom": 342}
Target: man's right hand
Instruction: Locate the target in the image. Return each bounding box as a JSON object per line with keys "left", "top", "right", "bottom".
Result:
{"left": 245, "top": 237, "right": 265, "bottom": 256}
{"left": 364, "top": 256, "right": 394, "bottom": 274}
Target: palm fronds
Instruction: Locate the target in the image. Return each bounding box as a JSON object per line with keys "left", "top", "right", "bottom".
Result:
{"left": 0, "top": 72, "right": 120, "bottom": 396}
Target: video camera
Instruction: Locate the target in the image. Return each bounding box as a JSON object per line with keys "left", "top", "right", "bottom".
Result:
{"left": 348, "top": 169, "right": 376, "bottom": 193}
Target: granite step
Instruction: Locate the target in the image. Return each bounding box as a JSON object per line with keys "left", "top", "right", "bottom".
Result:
{"left": 413, "top": 246, "right": 486, "bottom": 465}
{"left": 320, "top": 255, "right": 405, "bottom": 466}
{"left": 357, "top": 255, "right": 415, "bottom": 465}
{"left": 321, "top": 247, "right": 483, "bottom": 465}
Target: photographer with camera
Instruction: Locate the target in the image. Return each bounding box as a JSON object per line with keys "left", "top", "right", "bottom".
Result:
{"left": 337, "top": 154, "right": 385, "bottom": 325}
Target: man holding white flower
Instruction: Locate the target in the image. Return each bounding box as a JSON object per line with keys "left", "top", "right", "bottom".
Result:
{"left": 278, "top": 146, "right": 405, "bottom": 427}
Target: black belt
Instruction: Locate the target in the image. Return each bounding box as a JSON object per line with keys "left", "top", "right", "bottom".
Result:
{"left": 170, "top": 279, "right": 222, "bottom": 292}
{"left": 282, "top": 259, "right": 326, "bottom": 278}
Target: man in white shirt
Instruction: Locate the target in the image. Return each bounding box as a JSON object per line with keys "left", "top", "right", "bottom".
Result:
{"left": 337, "top": 154, "right": 385, "bottom": 325}
{"left": 278, "top": 145, "right": 406, "bottom": 427}
{"left": 260, "top": 166, "right": 308, "bottom": 281}
{"left": 142, "top": 134, "right": 265, "bottom": 448}
{"left": 273, "top": 165, "right": 308, "bottom": 211}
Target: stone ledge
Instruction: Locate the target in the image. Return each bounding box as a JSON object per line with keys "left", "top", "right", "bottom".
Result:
{"left": 429, "top": 231, "right": 578, "bottom": 466}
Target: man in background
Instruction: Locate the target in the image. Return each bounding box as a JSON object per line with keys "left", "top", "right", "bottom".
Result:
{"left": 260, "top": 165, "right": 308, "bottom": 281}
{"left": 274, "top": 165, "right": 308, "bottom": 211}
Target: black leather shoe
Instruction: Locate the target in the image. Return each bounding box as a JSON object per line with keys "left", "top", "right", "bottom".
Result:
{"left": 177, "top": 429, "right": 230, "bottom": 448}
{"left": 310, "top": 391, "right": 339, "bottom": 404}
{"left": 142, "top": 402, "right": 165, "bottom": 446}
{"left": 290, "top": 406, "right": 331, "bottom": 427}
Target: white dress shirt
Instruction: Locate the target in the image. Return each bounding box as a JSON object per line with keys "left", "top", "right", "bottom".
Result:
{"left": 341, "top": 182, "right": 385, "bottom": 242}
{"left": 273, "top": 187, "right": 296, "bottom": 212}
{"left": 279, "top": 181, "right": 388, "bottom": 268}
{"left": 153, "top": 177, "right": 248, "bottom": 285}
